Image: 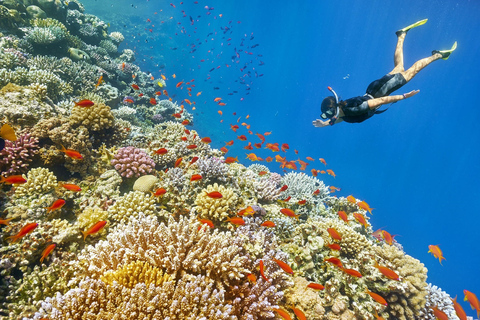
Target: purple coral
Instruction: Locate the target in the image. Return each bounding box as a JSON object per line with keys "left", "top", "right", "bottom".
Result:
{"left": 151, "top": 114, "right": 164, "bottom": 124}
{"left": 0, "top": 133, "right": 39, "bottom": 175}
{"left": 111, "top": 146, "right": 155, "bottom": 178}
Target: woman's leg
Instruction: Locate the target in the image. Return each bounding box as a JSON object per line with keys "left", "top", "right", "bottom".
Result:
{"left": 389, "top": 33, "right": 406, "bottom": 74}
{"left": 401, "top": 53, "right": 442, "bottom": 82}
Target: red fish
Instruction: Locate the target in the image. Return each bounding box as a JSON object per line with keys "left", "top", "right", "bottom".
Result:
{"left": 324, "top": 257, "right": 343, "bottom": 268}
{"left": 297, "top": 199, "right": 307, "bottom": 205}
{"left": 0, "top": 217, "right": 13, "bottom": 225}
{"left": 81, "top": 220, "right": 107, "bottom": 240}
{"left": 259, "top": 259, "right": 270, "bottom": 282}
{"left": 220, "top": 146, "right": 228, "bottom": 153}
{"left": 366, "top": 289, "right": 388, "bottom": 306}
{"left": 201, "top": 137, "right": 212, "bottom": 143}
{"left": 353, "top": 212, "right": 368, "bottom": 228}
{"left": 341, "top": 267, "right": 362, "bottom": 278}
{"left": 224, "top": 156, "right": 238, "bottom": 164}
{"left": 261, "top": 221, "right": 275, "bottom": 228}
{"left": 327, "top": 227, "right": 342, "bottom": 241}
{"left": 206, "top": 191, "right": 222, "bottom": 199}
{"left": 273, "top": 308, "right": 291, "bottom": 320}
{"left": 451, "top": 296, "right": 467, "bottom": 320}
{"left": 186, "top": 144, "right": 197, "bottom": 149}
{"left": 131, "top": 84, "right": 140, "bottom": 90}
{"left": 61, "top": 183, "right": 81, "bottom": 192}
{"left": 152, "top": 188, "right": 166, "bottom": 197}
{"left": 428, "top": 245, "right": 446, "bottom": 265}
{"left": 8, "top": 222, "right": 38, "bottom": 243}
{"left": 74, "top": 99, "right": 95, "bottom": 107}
{"left": 247, "top": 273, "right": 257, "bottom": 284}
{"left": 226, "top": 216, "right": 245, "bottom": 226}
{"left": 244, "top": 142, "right": 254, "bottom": 150}
{"left": 189, "top": 156, "right": 199, "bottom": 166}
{"left": 198, "top": 218, "right": 214, "bottom": 229}
{"left": 281, "top": 143, "right": 289, "bottom": 152}
{"left": 45, "top": 199, "right": 66, "bottom": 213}
{"left": 154, "top": 148, "right": 168, "bottom": 155}
{"left": 464, "top": 290, "right": 480, "bottom": 318}
{"left": 225, "top": 140, "right": 234, "bottom": 146}
{"left": 176, "top": 81, "right": 184, "bottom": 87}
{"left": 60, "top": 145, "right": 83, "bottom": 160}
{"left": 280, "top": 208, "right": 300, "bottom": 220}
{"left": 326, "top": 243, "right": 341, "bottom": 251}
{"left": 337, "top": 210, "right": 348, "bottom": 223}
{"left": 174, "top": 157, "right": 183, "bottom": 168}
{"left": 149, "top": 97, "right": 157, "bottom": 105}
{"left": 0, "top": 175, "right": 27, "bottom": 185}
{"left": 279, "top": 185, "right": 288, "bottom": 192}
{"left": 40, "top": 243, "right": 56, "bottom": 263}
{"left": 190, "top": 174, "right": 202, "bottom": 181}
{"left": 237, "top": 135, "right": 247, "bottom": 141}
{"left": 272, "top": 257, "right": 293, "bottom": 274}
{"left": 373, "top": 261, "right": 400, "bottom": 281}
{"left": 430, "top": 306, "right": 448, "bottom": 320}
{"left": 307, "top": 282, "right": 325, "bottom": 291}
{"left": 291, "top": 306, "right": 306, "bottom": 320}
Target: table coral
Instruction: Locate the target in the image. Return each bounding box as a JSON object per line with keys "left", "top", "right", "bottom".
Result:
{"left": 111, "top": 146, "right": 155, "bottom": 178}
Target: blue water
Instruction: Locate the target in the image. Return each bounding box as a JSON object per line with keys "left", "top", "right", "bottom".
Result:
{"left": 84, "top": 0, "right": 480, "bottom": 314}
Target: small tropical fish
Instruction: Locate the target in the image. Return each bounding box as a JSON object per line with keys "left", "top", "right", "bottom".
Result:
{"left": 121, "top": 62, "right": 125, "bottom": 71}
{"left": 131, "top": 84, "right": 140, "bottom": 90}
{"left": 60, "top": 145, "right": 83, "bottom": 160}
{"left": 279, "top": 196, "right": 291, "bottom": 202}
{"left": 272, "top": 307, "right": 292, "bottom": 320}
{"left": 174, "top": 157, "right": 183, "bottom": 168}
{"left": 451, "top": 296, "right": 467, "bottom": 320}
{"left": 198, "top": 218, "right": 214, "bottom": 228}
{"left": 184, "top": 99, "right": 192, "bottom": 105}
{"left": 8, "top": 222, "right": 38, "bottom": 243}
{"left": 45, "top": 199, "right": 66, "bottom": 213}
{"left": 341, "top": 267, "right": 362, "bottom": 278}
{"left": 246, "top": 153, "right": 258, "bottom": 161}
{"left": 366, "top": 289, "right": 388, "bottom": 306}
{"left": 337, "top": 211, "right": 348, "bottom": 223}
{"left": 327, "top": 227, "right": 342, "bottom": 241}
{"left": 206, "top": 191, "right": 223, "bottom": 199}
{"left": 224, "top": 156, "right": 238, "bottom": 164}
{"left": 190, "top": 174, "right": 202, "bottom": 181}
{"left": 307, "top": 282, "right": 325, "bottom": 291}
{"left": 247, "top": 273, "right": 257, "bottom": 284}
{"left": 428, "top": 245, "right": 446, "bottom": 265}
{"left": 124, "top": 98, "right": 134, "bottom": 104}
{"left": 261, "top": 221, "right": 275, "bottom": 228}
{"left": 189, "top": 157, "right": 199, "bottom": 166}
{"left": 60, "top": 183, "right": 81, "bottom": 192}
{"left": 74, "top": 99, "right": 95, "bottom": 108}
{"left": 237, "top": 206, "right": 255, "bottom": 216}
{"left": 0, "top": 175, "right": 27, "bottom": 185}
{"left": 353, "top": 212, "right": 368, "bottom": 228}
{"left": 319, "top": 158, "right": 327, "bottom": 165}
{"left": 81, "top": 220, "right": 107, "bottom": 240}
{"left": 0, "top": 217, "right": 13, "bottom": 226}
{"left": 347, "top": 195, "right": 356, "bottom": 203}
{"left": 152, "top": 188, "right": 167, "bottom": 197}
{"left": 326, "top": 169, "right": 336, "bottom": 178}
{"left": 182, "top": 119, "right": 190, "bottom": 125}
{"left": 324, "top": 257, "right": 343, "bottom": 268}
{"left": 218, "top": 110, "right": 223, "bottom": 116}
{"left": 259, "top": 259, "right": 270, "bottom": 282}
{"left": 196, "top": 91, "right": 202, "bottom": 96}
{"left": 281, "top": 143, "right": 289, "bottom": 152}
{"left": 186, "top": 144, "right": 197, "bottom": 150}
{"left": 430, "top": 306, "right": 449, "bottom": 320}
{"left": 95, "top": 75, "right": 103, "bottom": 89}
{"left": 176, "top": 81, "right": 184, "bottom": 87}
{"left": 237, "top": 135, "right": 247, "bottom": 141}
{"left": 381, "top": 230, "right": 397, "bottom": 245}
{"left": 297, "top": 199, "right": 307, "bottom": 205}
{"left": 291, "top": 306, "right": 306, "bottom": 320}
{"left": 311, "top": 169, "right": 318, "bottom": 177}
{"left": 279, "top": 185, "right": 288, "bottom": 192}
{"left": 172, "top": 113, "right": 181, "bottom": 118}
{"left": 326, "top": 243, "right": 341, "bottom": 251}
{"left": 149, "top": 97, "right": 157, "bottom": 105}
{"left": 0, "top": 123, "right": 17, "bottom": 141}
{"left": 272, "top": 257, "right": 293, "bottom": 274}
{"left": 154, "top": 148, "right": 168, "bottom": 155}
{"left": 163, "top": 89, "right": 169, "bottom": 96}
{"left": 464, "top": 289, "right": 480, "bottom": 318}
{"left": 220, "top": 146, "right": 228, "bottom": 153}
{"left": 225, "top": 216, "right": 245, "bottom": 226}
{"left": 201, "top": 137, "right": 212, "bottom": 143}
{"left": 329, "top": 186, "right": 341, "bottom": 192}
{"left": 161, "top": 74, "right": 166, "bottom": 80}
{"left": 358, "top": 200, "right": 373, "bottom": 214}
{"left": 373, "top": 261, "right": 400, "bottom": 281}
{"left": 214, "top": 97, "right": 222, "bottom": 102}
{"left": 40, "top": 243, "right": 56, "bottom": 263}
{"left": 280, "top": 208, "right": 300, "bottom": 220}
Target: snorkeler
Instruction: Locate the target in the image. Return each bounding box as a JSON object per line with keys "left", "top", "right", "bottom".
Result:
{"left": 313, "top": 19, "right": 457, "bottom": 127}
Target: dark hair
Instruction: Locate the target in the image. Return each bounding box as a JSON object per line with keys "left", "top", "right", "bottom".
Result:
{"left": 321, "top": 96, "right": 336, "bottom": 113}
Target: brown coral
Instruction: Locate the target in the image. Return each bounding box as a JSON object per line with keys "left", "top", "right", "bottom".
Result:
{"left": 69, "top": 102, "right": 114, "bottom": 131}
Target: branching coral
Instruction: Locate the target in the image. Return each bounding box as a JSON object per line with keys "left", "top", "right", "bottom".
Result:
{"left": 111, "top": 146, "right": 155, "bottom": 178}
{"left": 107, "top": 190, "right": 157, "bottom": 224}
{"left": 0, "top": 132, "right": 39, "bottom": 175}
{"left": 69, "top": 101, "right": 114, "bottom": 131}
{"left": 194, "top": 183, "right": 239, "bottom": 222}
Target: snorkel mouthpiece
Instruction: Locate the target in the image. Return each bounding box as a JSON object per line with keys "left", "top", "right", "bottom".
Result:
{"left": 326, "top": 86, "right": 340, "bottom": 125}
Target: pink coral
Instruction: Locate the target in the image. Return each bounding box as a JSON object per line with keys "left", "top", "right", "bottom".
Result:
{"left": 111, "top": 146, "right": 155, "bottom": 178}
{"left": 0, "top": 132, "right": 39, "bottom": 175}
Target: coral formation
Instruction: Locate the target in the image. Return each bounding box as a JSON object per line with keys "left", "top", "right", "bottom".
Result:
{"left": 111, "top": 146, "right": 155, "bottom": 178}
{"left": 0, "top": 132, "right": 39, "bottom": 175}
{"left": 194, "top": 183, "right": 239, "bottom": 222}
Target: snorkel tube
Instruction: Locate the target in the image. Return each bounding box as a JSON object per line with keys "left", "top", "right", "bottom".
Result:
{"left": 327, "top": 86, "right": 340, "bottom": 125}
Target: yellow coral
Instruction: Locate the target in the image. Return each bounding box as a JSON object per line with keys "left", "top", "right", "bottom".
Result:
{"left": 107, "top": 190, "right": 157, "bottom": 224}
{"left": 133, "top": 175, "right": 158, "bottom": 193}
{"left": 100, "top": 260, "right": 172, "bottom": 289}
{"left": 194, "top": 183, "right": 238, "bottom": 222}
{"left": 14, "top": 167, "right": 57, "bottom": 197}
{"left": 69, "top": 102, "right": 114, "bottom": 131}
{"left": 76, "top": 207, "right": 108, "bottom": 231}
{"left": 284, "top": 276, "right": 325, "bottom": 320}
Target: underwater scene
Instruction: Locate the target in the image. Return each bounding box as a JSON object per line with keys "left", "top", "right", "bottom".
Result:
{"left": 0, "top": 0, "right": 479, "bottom": 319}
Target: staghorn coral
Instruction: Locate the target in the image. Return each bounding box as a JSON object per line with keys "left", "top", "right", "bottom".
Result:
{"left": 111, "top": 146, "right": 155, "bottom": 178}
{"left": 107, "top": 190, "right": 157, "bottom": 224}
{"left": 0, "top": 132, "right": 39, "bottom": 175}
{"left": 197, "top": 156, "right": 229, "bottom": 182}
{"left": 194, "top": 183, "right": 239, "bottom": 222}
{"left": 69, "top": 101, "right": 114, "bottom": 131}
{"left": 418, "top": 284, "right": 458, "bottom": 320}
{"left": 100, "top": 260, "right": 172, "bottom": 288}
{"left": 281, "top": 171, "right": 330, "bottom": 201}
{"left": 254, "top": 177, "right": 280, "bottom": 202}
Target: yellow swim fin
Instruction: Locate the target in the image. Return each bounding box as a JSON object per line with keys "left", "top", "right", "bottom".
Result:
{"left": 396, "top": 18, "right": 428, "bottom": 36}
{"left": 433, "top": 41, "right": 457, "bottom": 60}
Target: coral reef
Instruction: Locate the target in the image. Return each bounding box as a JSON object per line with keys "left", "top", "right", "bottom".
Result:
{"left": 111, "top": 146, "right": 155, "bottom": 178}
{"left": 194, "top": 183, "right": 239, "bottom": 222}
{"left": 0, "top": 132, "right": 39, "bottom": 175}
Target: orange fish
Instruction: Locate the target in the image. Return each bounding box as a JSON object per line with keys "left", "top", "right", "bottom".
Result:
{"left": 297, "top": 199, "right": 307, "bottom": 205}
{"left": 230, "top": 124, "right": 239, "bottom": 132}
{"left": 161, "top": 74, "right": 166, "bottom": 80}
{"left": 182, "top": 119, "right": 190, "bottom": 125}
{"left": 154, "top": 148, "right": 168, "bottom": 155}
{"left": 382, "top": 230, "right": 397, "bottom": 245}
{"left": 326, "top": 169, "right": 336, "bottom": 178}
{"left": 225, "top": 140, "right": 234, "bottom": 146}
{"left": 291, "top": 306, "right": 306, "bottom": 320}
{"left": 74, "top": 99, "right": 95, "bottom": 107}
{"left": 226, "top": 216, "right": 245, "bottom": 226}
{"left": 214, "top": 97, "right": 222, "bottom": 102}
{"left": 0, "top": 175, "right": 27, "bottom": 185}
{"left": 206, "top": 191, "right": 223, "bottom": 199}
{"left": 247, "top": 273, "right": 257, "bottom": 284}
{"left": 81, "top": 220, "right": 107, "bottom": 240}
{"left": 428, "top": 245, "right": 446, "bottom": 265}
{"left": 121, "top": 62, "right": 125, "bottom": 71}
{"left": 45, "top": 199, "right": 66, "bottom": 213}
{"left": 60, "top": 145, "right": 83, "bottom": 160}
{"left": 172, "top": 113, "right": 182, "bottom": 118}
{"left": 326, "top": 243, "right": 341, "bottom": 251}
{"left": 279, "top": 208, "right": 300, "bottom": 220}
{"left": 244, "top": 142, "right": 254, "bottom": 150}
{"left": 224, "top": 156, "right": 238, "bottom": 164}
{"left": 201, "top": 137, "right": 212, "bottom": 143}
{"left": 307, "top": 282, "right": 325, "bottom": 291}
{"left": 0, "top": 217, "right": 13, "bottom": 225}
{"left": 259, "top": 259, "right": 270, "bottom": 282}
{"left": 131, "top": 84, "right": 140, "bottom": 90}
{"left": 172, "top": 74, "right": 176, "bottom": 78}
{"left": 430, "top": 306, "right": 449, "bottom": 320}
{"left": 186, "top": 144, "right": 197, "bottom": 150}
{"left": 40, "top": 243, "right": 56, "bottom": 263}
{"left": 258, "top": 171, "right": 268, "bottom": 176}
{"left": 366, "top": 289, "right": 388, "bottom": 306}
{"left": 451, "top": 296, "right": 467, "bottom": 320}
{"left": 218, "top": 102, "right": 226, "bottom": 106}
{"left": 174, "top": 157, "right": 183, "bottom": 168}
{"left": 464, "top": 290, "right": 480, "bottom": 318}
{"left": 353, "top": 212, "right": 368, "bottom": 228}
{"left": 265, "top": 157, "right": 273, "bottom": 162}
{"left": 373, "top": 261, "right": 400, "bottom": 281}
{"left": 189, "top": 157, "right": 199, "bottom": 166}
{"left": 261, "top": 221, "right": 275, "bottom": 228}
{"left": 163, "top": 89, "right": 169, "bottom": 96}
{"left": 347, "top": 195, "right": 356, "bottom": 203}
{"left": 176, "top": 81, "right": 183, "bottom": 87}
{"left": 8, "top": 222, "right": 38, "bottom": 243}
{"left": 311, "top": 169, "right": 318, "bottom": 177}
{"left": 319, "top": 158, "right": 327, "bottom": 165}
{"left": 329, "top": 186, "right": 341, "bottom": 192}
{"left": 272, "top": 257, "right": 293, "bottom": 274}
{"left": 61, "top": 183, "right": 81, "bottom": 192}
{"left": 341, "top": 267, "right": 362, "bottom": 278}
{"left": 324, "top": 257, "right": 343, "bottom": 268}
{"left": 337, "top": 210, "right": 348, "bottom": 223}
{"left": 190, "top": 174, "right": 202, "bottom": 181}
{"left": 237, "top": 135, "right": 247, "bottom": 141}
{"left": 149, "top": 97, "right": 157, "bottom": 105}
{"left": 264, "top": 131, "right": 272, "bottom": 136}
{"left": 279, "top": 185, "right": 288, "bottom": 192}
{"left": 196, "top": 91, "right": 202, "bottom": 96}
{"left": 0, "top": 123, "right": 16, "bottom": 141}
{"left": 218, "top": 110, "right": 223, "bottom": 116}
{"left": 246, "top": 153, "right": 258, "bottom": 161}
{"left": 220, "top": 146, "right": 229, "bottom": 153}
{"left": 327, "top": 227, "right": 342, "bottom": 241}
{"left": 358, "top": 200, "right": 373, "bottom": 214}
{"left": 281, "top": 143, "right": 289, "bottom": 152}
{"left": 237, "top": 206, "right": 255, "bottom": 216}
{"left": 184, "top": 99, "right": 192, "bottom": 105}
{"left": 124, "top": 98, "right": 134, "bottom": 104}
{"left": 95, "top": 75, "right": 103, "bottom": 88}
{"left": 306, "top": 156, "right": 315, "bottom": 161}
{"left": 152, "top": 188, "right": 167, "bottom": 197}
{"left": 272, "top": 308, "right": 292, "bottom": 320}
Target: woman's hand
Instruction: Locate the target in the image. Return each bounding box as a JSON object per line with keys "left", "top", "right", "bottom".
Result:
{"left": 312, "top": 119, "right": 330, "bottom": 127}
{"left": 404, "top": 89, "right": 420, "bottom": 98}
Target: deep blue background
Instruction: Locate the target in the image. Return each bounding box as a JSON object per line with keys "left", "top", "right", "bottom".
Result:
{"left": 83, "top": 0, "right": 480, "bottom": 314}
